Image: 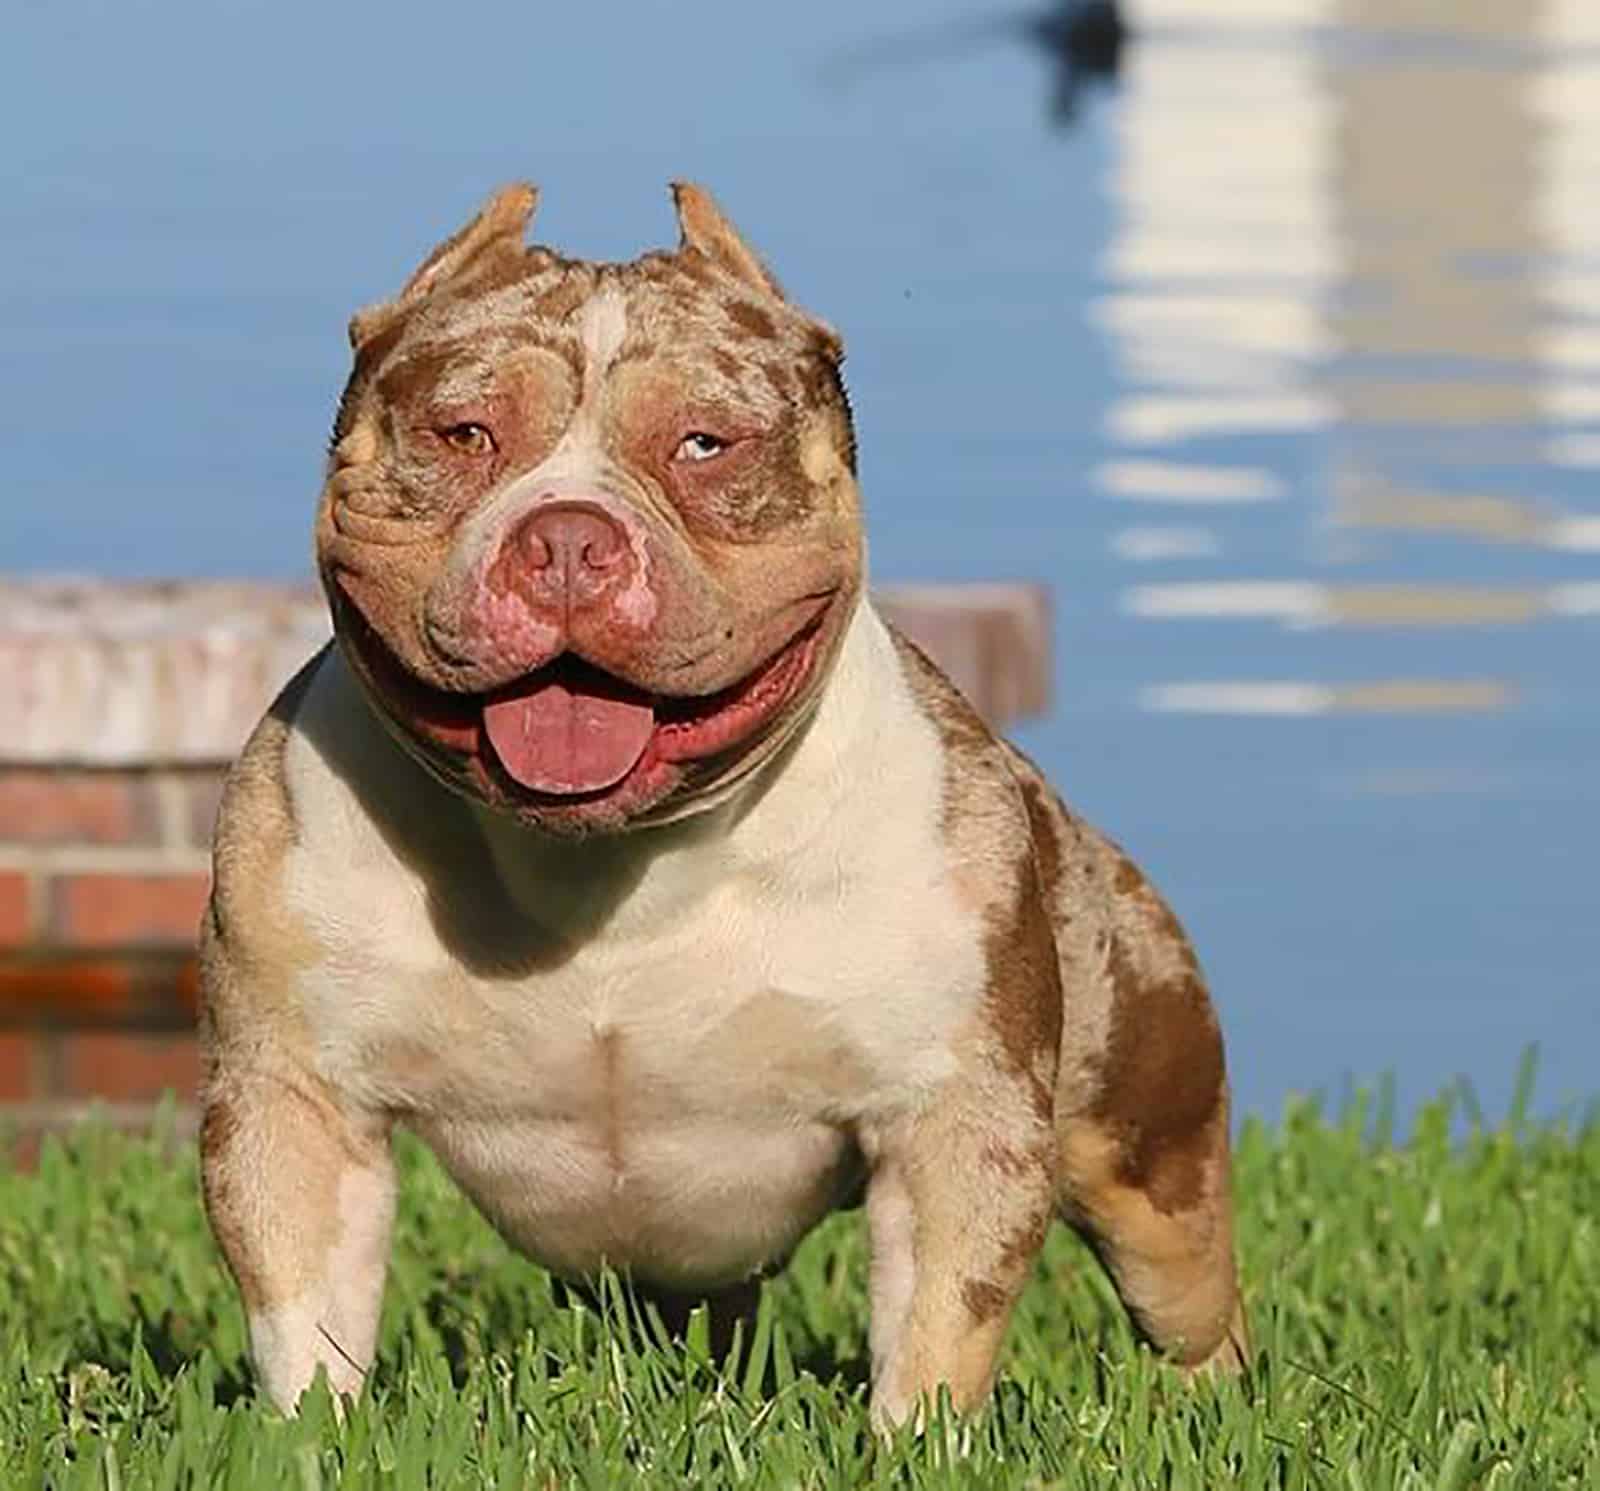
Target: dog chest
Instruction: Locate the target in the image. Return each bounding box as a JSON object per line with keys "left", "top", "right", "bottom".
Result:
{"left": 296, "top": 863, "right": 984, "bottom": 1283}
{"left": 316, "top": 880, "right": 978, "bottom": 1119}
{"left": 275, "top": 612, "right": 991, "bottom": 1283}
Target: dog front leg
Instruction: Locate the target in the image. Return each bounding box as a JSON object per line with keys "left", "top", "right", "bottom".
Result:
{"left": 863, "top": 1079, "right": 1056, "bottom": 1432}
{"left": 200, "top": 1066, "right": 395, "bottom": 1413}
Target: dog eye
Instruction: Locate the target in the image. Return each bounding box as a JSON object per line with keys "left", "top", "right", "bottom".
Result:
{"left": 438, "top": 422, "right": 496, "bottom": 456}
{"left": 673, "top": 431, "right": 728, "bottom": 463}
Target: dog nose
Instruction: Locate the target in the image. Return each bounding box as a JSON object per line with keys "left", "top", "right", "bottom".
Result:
{"left": 518, "top": 502, "right": 629, "bottom": 580}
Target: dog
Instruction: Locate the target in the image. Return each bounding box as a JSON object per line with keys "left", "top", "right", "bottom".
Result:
{"left": 199, "top": 181, "right": 1247, "bottom": 1428}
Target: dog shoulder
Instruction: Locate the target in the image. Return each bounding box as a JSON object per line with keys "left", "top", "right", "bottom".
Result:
{"left": 202, "top": 647, "right": 333, "bottom": 1056}
{"left": 881, "top": 621, "right": 1062, "bottom": 1097}
{"left": 880, "top": 621, "right": 1027, "bottom": 837}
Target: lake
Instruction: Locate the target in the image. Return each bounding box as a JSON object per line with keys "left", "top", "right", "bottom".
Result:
{"left": 4, "top": 0, "right": 1596, "bottom": 1125}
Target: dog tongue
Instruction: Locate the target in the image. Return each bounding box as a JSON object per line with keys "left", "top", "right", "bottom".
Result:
{"left": 482, "top": 668, "right": 655, "bottom": 794}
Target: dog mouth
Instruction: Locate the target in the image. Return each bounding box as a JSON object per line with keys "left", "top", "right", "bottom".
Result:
{"left": 341, "top": 599, "right": 830, "bottom": 806}
{"left": 478, "top": 629, "right": 822, "bottom": 796}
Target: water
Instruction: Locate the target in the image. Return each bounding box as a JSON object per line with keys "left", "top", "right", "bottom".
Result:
{"left": 4, "top": 0, "right": 1596, "bottom": 1124}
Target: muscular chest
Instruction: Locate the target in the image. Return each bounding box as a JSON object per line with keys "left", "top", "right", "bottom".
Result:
{"left": 287, "top": 863, "right": 983, "bottom": 1285}
{"left": 271, "top": 631, "right": 989, "bottom": 1280}
{"left": 301, "top": 871, "right": 979, "bottom": 1129}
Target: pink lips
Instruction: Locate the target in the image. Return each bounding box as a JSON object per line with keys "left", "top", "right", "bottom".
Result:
{"left": 334, "top": 572, "right": 833, "bottom": 812}
{"left": 476, "top": 622, "right": 825, "bottom": 800}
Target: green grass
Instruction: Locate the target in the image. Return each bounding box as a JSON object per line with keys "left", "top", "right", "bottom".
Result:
{"left": 1, "top": 1079, "right": 1595, "bottom": 1489}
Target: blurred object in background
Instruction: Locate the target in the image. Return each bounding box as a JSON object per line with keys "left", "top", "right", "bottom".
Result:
{"left": 1031, "top": 2, "right": 1128, "bottom": 122}
{"left": 824, "top": 2, "right": 1130, "bottom": 126}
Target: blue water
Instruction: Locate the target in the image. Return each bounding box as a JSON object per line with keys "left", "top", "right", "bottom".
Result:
{"left": 5, "top": 0, "right": 1596, "bottom": 1124}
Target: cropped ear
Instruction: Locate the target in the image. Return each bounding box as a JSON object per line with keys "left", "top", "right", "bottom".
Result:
{"left": 670, "top": 181, "right": 785, "bottom": 299}
{"left": 348, "top": 183, "right": 539, "bottom": 350}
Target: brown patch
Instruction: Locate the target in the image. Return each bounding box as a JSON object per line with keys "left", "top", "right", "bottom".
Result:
{"left": 530, "top": 267, "right": 595, "bottom": 324}
{"left": 982, "top": 899, "right": 1060, "bottom": 1089}
{"left": 1112, "top": 853, "right": 1142, "bottom": 896}
{"left": 711, "top": 348, "right": 741, "bottom": 380}
{"left": 962, "top": 1278, "right": 1009, "bottom": 1324}
{"left": 953, "top": 1209, "right": 1043, "bottom": 1331}
{"left": 337, "top": 315, "right": 411, "bottom": 442}
{"left": 373, "top": 341, "right": 467, "bottom": 411}
{"left": 1029, "top": 1078, "right": 1054, "bottom": 1122}
{"left": 1154, "top": 898, "right": 1193, "bottom": 955}
{"left": 888, "top": 628, "right": 1061, "bottom": 1092}
{"left": 981, "top": 1140, "right": 1030, "bottom": 1178}
{"left": 660, "top": 410, "right": 828, "bottom": 541}
{"left": 631, "top": 250, "right": 677, "bottom": 282}
{"left": 758, "top": 358, "right": 796, "bottom": 403}
{"left": 1017, "top": 774, "right": 1068, "bottom": 902}
{"left": 1057, "top": 1123, "right": 1242, "bottom": 1366}
{"left": 446, "top": 241, "right": 548, "bottom": 303}
{"left": 1093, "top": 932, "right": 1224, "bottom": 1215}
{"left": 672, "top": 250, "right": 722, "bottom": 288}
{"left": 726, "top": 301, "right": 777, "bottom": 341}
{"left": 198, "top": 1097, "right": 267, "bottom": 1303}
{"left": 198, "top": 1093, "right": 237, "bottom": 1170}
{"left": 996, "top": 1213, "right": 1049, "bottom": 1274}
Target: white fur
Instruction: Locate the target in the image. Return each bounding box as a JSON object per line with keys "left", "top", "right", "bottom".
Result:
{"left": 280, "top": 604, "right": 985, "bottom": 1287}
{"left": 866, "top": 1163, "right": 917, "bottom": 1386}
{"left": 577, "top": 286, "right": 628, "bottom": 378}
{"left": 249, "top": 1162, "right": 395, "bottom": 1408}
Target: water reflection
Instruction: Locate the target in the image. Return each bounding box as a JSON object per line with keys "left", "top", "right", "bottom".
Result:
{"left": 1097, "top": 0, "right": 1600, "bottom": 722}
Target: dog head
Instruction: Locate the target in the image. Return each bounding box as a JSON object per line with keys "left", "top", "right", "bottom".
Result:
{"left": 317, "top": 183, "right": 863, "bottom": 836}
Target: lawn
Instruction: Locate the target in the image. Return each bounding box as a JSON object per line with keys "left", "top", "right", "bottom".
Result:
{"left": 1, "top": 1072, "right": 1595, "bottom": 1489}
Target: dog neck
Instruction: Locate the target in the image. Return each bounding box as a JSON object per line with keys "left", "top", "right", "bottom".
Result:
{"left": 467, "top": 597, "right": 903, "bottom": 940}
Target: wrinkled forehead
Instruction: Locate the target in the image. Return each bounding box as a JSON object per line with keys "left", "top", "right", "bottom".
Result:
{"left": 367, "top": 250, "right": 822, "bottom": 406}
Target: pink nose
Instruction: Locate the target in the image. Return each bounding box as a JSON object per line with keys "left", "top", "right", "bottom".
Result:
{"left": 512, "top": 501, "right": 632, "bottom": 606}
{"left": 522, "top": 502, "right": 627, "bottom": 572}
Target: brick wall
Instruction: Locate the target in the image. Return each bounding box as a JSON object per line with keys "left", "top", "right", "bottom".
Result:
{"left": 1, "top": 578, "right": 1049, "bottom": 1142}
{"left": 0, "top": 766, "right": 213, "bottom": 1115}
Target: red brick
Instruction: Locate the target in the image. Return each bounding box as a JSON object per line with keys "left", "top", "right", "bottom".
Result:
{"left": 0, "top": 771, "right": 156, "bottom": 846}
{"left": 49, "top": 872, "right": 210, "bottom": 949}
{"left": 0, "top": 871, "right": 30, "bottom": 948}
{"left": 173, "top": 955, "right": 202, "bottom": 1019}
{"left": 0, "top": 1032, "right": 36, "bottom": 1100}
{"left": 0, "top": 955, "right": 196, "bottom": 1027}
{"left": 0, "top": 960, "right": 136, "bottom": 1022}
{"left": 59, "top": 1031, "right": 200, "bottom": 1103}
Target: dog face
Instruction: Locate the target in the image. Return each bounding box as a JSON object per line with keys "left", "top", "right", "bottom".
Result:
{"left": 316, "top": 184, "right": 863, "bottom": 835}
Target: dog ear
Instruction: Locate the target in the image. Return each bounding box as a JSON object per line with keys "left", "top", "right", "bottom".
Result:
{"left": 670, "top": 181, "right": 785, "bottom": 299}
{"left": 348, "top": 183, "right": 539, "bottom": 350}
